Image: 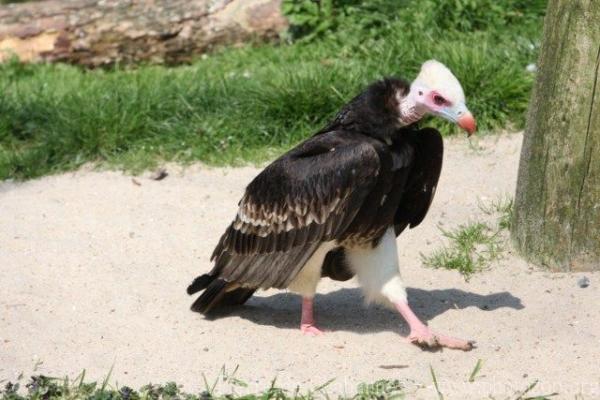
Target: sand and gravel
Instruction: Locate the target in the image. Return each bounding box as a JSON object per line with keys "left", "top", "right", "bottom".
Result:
{"left": 1, "top": 133, "right": 599, "bottom": 399}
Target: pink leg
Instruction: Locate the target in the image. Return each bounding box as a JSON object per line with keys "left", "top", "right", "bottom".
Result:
{"left": 300, "top": 297, "right": 324, "bottom": 336}
{"left": 395, "top": 301, "right": 474, "bottom": 350}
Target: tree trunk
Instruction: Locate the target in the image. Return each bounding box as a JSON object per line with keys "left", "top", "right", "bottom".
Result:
{"left": 512, "top": 0, "right": 600, "bottom": 271}
{"left": 0, "top": 0, "right": 287, "bottom": 67}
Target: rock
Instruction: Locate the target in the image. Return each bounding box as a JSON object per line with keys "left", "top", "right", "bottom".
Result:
{"left": 577, "top": 276, "right": 590, "bottom": 288}
{"left": 150, "top": 168, "right": 168, "bottom": 181}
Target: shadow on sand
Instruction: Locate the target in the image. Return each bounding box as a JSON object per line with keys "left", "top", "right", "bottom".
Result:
{"left": 210, "top": 287, "right": 524, "bottom": 335}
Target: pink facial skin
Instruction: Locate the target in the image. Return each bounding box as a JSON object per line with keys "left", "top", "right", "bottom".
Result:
{"left": 424, "top": 90, "right": 477, "bottom": 136}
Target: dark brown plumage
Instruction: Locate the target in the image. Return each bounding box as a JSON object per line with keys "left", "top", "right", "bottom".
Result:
{"left": 187, "top": 77, "right": 443, "bottom": 314}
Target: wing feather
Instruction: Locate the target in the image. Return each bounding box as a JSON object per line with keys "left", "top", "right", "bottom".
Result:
{"left": 393, "top": 127, "right": 444, "bottom": 234}
{"left": 321, "top": 127, "right": 444, "bottom": 282}
{"left": 208, "top": 132, "right": 381, "bottom": 289}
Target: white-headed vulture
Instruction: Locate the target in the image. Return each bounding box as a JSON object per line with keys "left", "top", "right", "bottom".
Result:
{"left": 187, "top": 60, "right": 477, "bottom": 350}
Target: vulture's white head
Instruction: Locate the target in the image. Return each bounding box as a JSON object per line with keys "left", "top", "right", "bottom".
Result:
{"left": 409, "top": 60, "right": 476, "bottom": 135}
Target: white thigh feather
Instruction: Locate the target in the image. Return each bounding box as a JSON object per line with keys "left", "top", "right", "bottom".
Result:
{"left": 288, "top": 241, "right": 336, "bottom": 296}
{"left": 345, "top": 227, "right": 407, "bottom": 306}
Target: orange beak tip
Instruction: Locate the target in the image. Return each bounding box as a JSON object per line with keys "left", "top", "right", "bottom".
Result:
{"left": 458, "top": 114, "right": 477, "bottom": 136}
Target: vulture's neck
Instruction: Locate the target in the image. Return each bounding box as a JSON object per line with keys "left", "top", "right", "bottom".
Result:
{"left": 317, "top": 78, "right": 425, "bottom": 144}
{"left": 398, "top": 89, "right": 426, "bottom": 127}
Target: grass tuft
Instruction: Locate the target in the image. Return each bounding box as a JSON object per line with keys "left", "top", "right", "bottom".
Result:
{"left": 479, "top": 196, "right": 514, "bottom": 230}
{"left": 421, "top": 222, "right": 503, "bottom": 280}
{"left": 355, "top": 380, "right": 404, "bottom": 400}
{"left": 423, "top": 196, "right": 515, "bottom": 279}
{"left": 513, "top": 380, "right": 559, "bottom": 400}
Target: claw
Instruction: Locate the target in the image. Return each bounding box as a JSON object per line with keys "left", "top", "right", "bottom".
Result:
{"left": 395, "top": 301, "right": 474, "bottom": 351}
{"left": 408, "top": 328, "right": 474, "bottom": 351}
{"left": 301, "top": 324, "right": 325, "bottom": 336}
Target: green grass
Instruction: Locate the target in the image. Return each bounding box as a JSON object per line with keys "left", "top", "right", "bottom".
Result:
{"left": 468, "top": 359, "right": 484, "bottom": 383}
{"left": 429, "top": 365, "right": 444, "bottom": 400}
{"left": 0, "top": 371, "right": 560, "bottom": 400}
{"left": 479, "top": 196, "right": 514, "bottom": 230}
{"left": 422, "top": 196, "right": 515, "bottom": 279}
{"left": 0, "top": 374, "right": 405, "bottom": 400}
{"left": 421, "top": 222, "right": 503, "bottom": 280}
{"left": 0, "top": 0, "right": 546, "bottom": 180}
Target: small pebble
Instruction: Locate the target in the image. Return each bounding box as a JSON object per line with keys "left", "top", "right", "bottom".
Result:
{"left": 577, "top": 276, "right": 590, "bottom": 288}
{"left": 150, "top": 168, "right": 168, "bottom": 181}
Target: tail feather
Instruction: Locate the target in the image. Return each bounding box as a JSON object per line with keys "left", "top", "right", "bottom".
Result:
{"left": 218, "top": 287, "right": 256, "bottom": 307}
{"left": 187, "top": 274, "right": 215, "bottom": 295}
{"left": 188, "top": 274, "right": 255, "bottom": 315}
{"left": 190, "top": 278, "right": 228, "bottom": 314}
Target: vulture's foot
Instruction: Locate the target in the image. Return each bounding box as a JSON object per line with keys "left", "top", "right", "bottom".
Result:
{"left": 394, "top": 300, "right": 474, "bottom": 351}
{"left": 300, "top": 323, "right": 325, "bottom": 336}
{"left": 408, "top": 327, "right": 474, "bottom": 351}
{"left": 300, "top": 296, "right": 324, "bottom": 336}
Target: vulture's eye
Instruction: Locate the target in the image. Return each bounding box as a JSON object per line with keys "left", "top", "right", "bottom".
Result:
{"left": 433, "top": 95, "right": 447, "bottom": 106}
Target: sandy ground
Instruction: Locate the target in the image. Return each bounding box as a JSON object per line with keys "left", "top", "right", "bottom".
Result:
{"left": 1, "top": 133, "right": 599, "bottom": 399}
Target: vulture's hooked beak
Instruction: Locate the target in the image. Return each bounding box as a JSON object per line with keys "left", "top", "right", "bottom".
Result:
{"left": 458, "top": 112, "right": 477, "bottom": 136}
{"left": 437, "top": 102, "right": 477, "bottom": 136}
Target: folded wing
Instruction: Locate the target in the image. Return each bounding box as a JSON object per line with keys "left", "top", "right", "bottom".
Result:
{"left": 188, "top": 132, "right": 383, "bottom": 312}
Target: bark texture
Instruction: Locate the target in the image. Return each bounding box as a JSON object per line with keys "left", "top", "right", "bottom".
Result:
{"left": 512, "top": 0, "right": 600, "bottom": 271}
{"left": 0, "top": 0, "right": 287, "bottom": 66}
